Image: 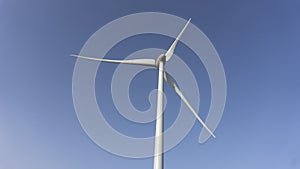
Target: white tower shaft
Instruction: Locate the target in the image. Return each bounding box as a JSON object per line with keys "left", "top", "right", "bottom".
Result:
{"left": 153, "top": 61, "right": 164, "bottom": 169}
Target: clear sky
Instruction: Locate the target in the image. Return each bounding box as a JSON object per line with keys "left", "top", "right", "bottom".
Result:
{"left": 0, "top": 0, "right": 299, "bottom": 169}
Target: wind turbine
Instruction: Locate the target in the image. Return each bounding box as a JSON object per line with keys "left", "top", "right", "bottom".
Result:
{"left": 71, "top": 18, "right": 216, "bottom": 169}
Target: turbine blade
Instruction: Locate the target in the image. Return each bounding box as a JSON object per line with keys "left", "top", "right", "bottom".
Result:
{"left": 70, "top": 54, "right": 156, "bottom": 67}
{"left": 165, "top": 18, "right": 191, "bottom": 61}
{"left": 164, "top": 71, "right": 216, "bottom": 138}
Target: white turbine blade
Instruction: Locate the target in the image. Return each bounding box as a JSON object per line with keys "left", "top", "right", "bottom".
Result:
{"left": 164, "top": 72, "right": 216, "bottom": 138}
{"left": 165, "top": 18, "right": 191, "bottom": 61}
{"left": 70, "top": 54, "right": 156, "bottom": 67}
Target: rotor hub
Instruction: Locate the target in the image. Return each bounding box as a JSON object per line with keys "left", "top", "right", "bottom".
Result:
{"left": 155, "top": 54, "right": 166, "bottom": 68}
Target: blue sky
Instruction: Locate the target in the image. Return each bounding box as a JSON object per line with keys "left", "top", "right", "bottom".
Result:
{"left": 0, "top": 0, "right": 299, "bottom": 168}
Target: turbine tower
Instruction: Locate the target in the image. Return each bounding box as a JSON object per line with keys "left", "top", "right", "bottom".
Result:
{"left": 71, "top": 18, "right": 216, "bottom": 169}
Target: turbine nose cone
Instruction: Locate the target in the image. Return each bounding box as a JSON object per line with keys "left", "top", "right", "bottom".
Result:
{"left": 155, "top": 54, "right": 166, "bottom": 67}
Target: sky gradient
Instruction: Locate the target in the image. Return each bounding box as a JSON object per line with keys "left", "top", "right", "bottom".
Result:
{"left": 0, "top": 0, "right": 299, "bottom": 169}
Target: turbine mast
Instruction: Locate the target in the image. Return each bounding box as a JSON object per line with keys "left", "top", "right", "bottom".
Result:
{"left": 153, "top": 60, "right": 165, "bottom": 169}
